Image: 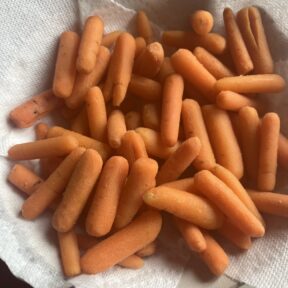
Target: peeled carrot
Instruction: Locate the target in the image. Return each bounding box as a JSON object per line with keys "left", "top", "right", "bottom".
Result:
{"left": 114, "top": 158, "right": 158, "bottom": 229}
{"left": 194, "top": 170, "right": 265, "bottom": 237}
{"left": 161, "top": 177, "right": 197, "bottom": 194}
{"left": 101, "top": 31, "right": 122, "bottom": 48}
{"left": 52, "top": 149, "right": 103, "bottom": 232}
{"left": 135, "top": 37, "right": 147, "bottom": 58}
{"left": 8, "top": 164, "right": 43, "bottom": 196}
{"left": 77, "top": 16, "right": 104, "bottom": 73}
{"left": 9, "top": 90, "right": 62, "bottom": 128}
{"left": 156, "top": 137, "right": 201, "bottom": 185}
{"left": 58, "top": 229, "right": 81, "bottom": 277}
{"left": 60, "top": 106, "right": 80, "bottom": 121}
{"left": 190, "top": 10, "right": 214, "bottom": 35}
{"left": 21, "top": 147, "right": 85, "bottom": 220}
{"left": 136, "top": 10, "right": 153, "bottom": 44}
{"left": 80, "top": 210, "right": 162, "bottom": 274}
{"left": 53, "top": 31, "right": 80, "bottom": 98}
{"left": 155, "top": 57, "right": 175, "bottom": 83}
{"left": 143, "top": 186, "right": 223, "bottom": 230}
{"left": 142, "top": 103, "right": 161, "bottom": 131}
{"left": 182, "top": 99, "right": 216, "bottom": 170}
{"left": 171, "top": 49, "right": 216, "bottom": 102}
{"left": 184, "top": 82, "right": 210, "bottom": 106}
{"left": 35, "top": 122, "right": 49, "bottom": 140}
{"left": 202, "top": 105, "right": 243, "bottom": 179}
{"left": 174, "top": 217, "right": 207, "bottom": 252}
{"left": 86, "top": 156, "right": 129, "bottom": 237}
{"left": 70, "top": 107, "right": 90, "bottom": 136}
{"left": 137, "top": 242, "right": 156, "bottom": 257}
{"left": 125, "top": 111, "right": 142, "bottom": 130}
{"left": 278, "top": 133, "right": 288, "bottom": 170}
{"left": 107, "top": 110, "right": 127, "bottom": 149}
{"left": 77, "top": 233, "right": 98, "bottom": 251}
{"left": 8, "top": 135, "right": 78, "bottom": 160}
{"left": 118, "top": 255, "right": 144, "bottom": 269}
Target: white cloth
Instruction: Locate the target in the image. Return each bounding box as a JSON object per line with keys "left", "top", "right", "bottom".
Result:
{"left": 0, "top": 1, "right": 288, "bottom": 288}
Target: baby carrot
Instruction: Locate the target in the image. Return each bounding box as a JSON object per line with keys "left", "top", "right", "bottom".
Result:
{"left": 136, "top": 127, "right": 180, "bottom": 159}
{"left": 278, "top": 133, "right": 288, "bottom": 170}
{"left": 8, "top": 164, "right": 43, "bottom": 196}
{"left": 53, "top": 31, "right": 80, "bottom": 98}
{"left": 86, "top": 156, "right": 129, "bottom": 237}
{"left": 85, "top": 87, "right": 107, "bottom": 141}
{"left": 101, "top": 31, "right": 122, "bottom": 48}
{"left": 70, "top": 107, "right": 90, "bottom": 136}
{"left": 200, "top": 232, "right": 229, "bottom": 276}
{"left": 66, "top": 46, "right": 110, "bottom": 109}
{"left": 155, "top": 57, "right": 175, "bottom": 83}
{"left": 137, "top": 242, "right": 156, "bottom": 257}
{"left": 21, "top": 147, "right": 85, "bottom": 220}
{"left": 58, "top": 229, "right": 81, "bottom": 277}
{"left": 194, "top": 47, "right": 234, "bottom": 79}
{"left": 107, "top": 110, "right": 127, "bottom": 149}
{"left": 202, "top": 105, "right": 243, "bottom": 179}
{"left": 52, "top": 149, "right": 103, "bottom": 232}
{"left": 190, "top": 10, "right": 214, "bottom": 35}
{"left": 223, "top": 8, "right": 254, "bottom": 75}
{"left": 156, "top": 137, "right": 201, "bottom": 185}
{"left": 114, "top": 158, "right": 158, "bottom": 229}
{"left": 77, "top": 16, "right": 104, "bottom": 73}
{"left": 119, "top": 130, "right": 148, "bottom": 166}
{"left": 184, "top": 82, "right": 210, "bottom": 106}
{"left": 80, "top": 210, "right": 162, "bottom": 274}
{"left": 248, "top": 190, "right": 288, "bottom": 218}
{"left": 161, "top": 177, "right": 197, "bottom": 194}
{"left": 161, "top": 74, "right": 184, "bottom": 146}
{"left": 118, "top": 255, "right": 144, "bottom": 269}
{"left": 8, "top": 135, "right": 79, "bottom": 160}
{"left": 143, "top": 186, "right": 223, "bottom": 230}
{"left": 174, "top": 217, "right": 207, "bottom": 252}
{"left": 134, "top": 42, "right": 164, "bottom": 78}
{"left": 194, "top": 170, "right": 265, "bottom": 237}
{"left": 135, "top": 37, "right": 147, "bottom": 58}
{"left": 9, "top": 89, "right": 62, "bottom": 128}
{"left": 60, "top": 106, "right": 80, "bottom": 121}
{"left": 142, "top": 103, "right": 161, "bottom": 131}
{"left": 128, "top": 74, "right": 162, "bottom": 102}
{"left": 171, "top": 49, "right": 216, "bottom": 102}
{"left": 215, "top": 74, "right": 285, "bottom": 94}
{"left": 125, "top": 111, "right": 142, "bottom": 130}
{"left": 136, "top": 10, "right": 153, "bottom": 44}
{"left": 258, "top": 113, "right": 280, "bottom": 191}
{"left": 35, "top": 122, "right": 49, "bottom": 140}
{"left": 181, "top": 99, "right": 216, "bottom": 170}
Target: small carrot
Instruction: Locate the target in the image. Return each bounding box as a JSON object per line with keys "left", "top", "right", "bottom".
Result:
{"left": 136, "top": 10, "right": 153, "bottom": 44}
{"left": 70, "top": 107, "right": 90, "bottom": 136}
{"left": 35, "top": 122, "right": 49, "bottom": 140}
{"left": 278, "top": 133, "right": 288, "bottom": 170}
{"left": 161, "top": 177, "right": 197, "bottom": 194}
{"left": 155, "top": 57, "right": 175, "bottom": 83}
{"left": 137, "top": 242, "right": 156, "bottom": 257}
{"left": 101, "top": 31, "right": 123, "bottom": 48}
{"left": 135, "top": 37, "right": 147, "bottom": 58}
{"left": 142, "top": 103, "right": 161, "bottom": 131}
{"left": 190, "top": 10, "right": 214, "bottom": 35}
{"left": 118, "top": 255, "right": 144, "bottom": 269}
{"left": 125, "top": 111, "right": 142, "bottom": 130}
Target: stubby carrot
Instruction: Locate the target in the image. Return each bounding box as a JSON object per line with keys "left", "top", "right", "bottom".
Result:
{"left": 107, "top": 110, "right": 127, "bottom": 149}
{"left": 161, "top": 177, "right": 197, "bottom": 194}
{"left": 77, "top": 16, "right": 104, "bottom": 73}
{"left": 171, "top": 49, "right": 216, "bottom": 102}
{"left": 47, "top": 126, "right": 111, "bottom": 161}
{"left": 8, "top": 135, "right": 79, "bottom": 160}
{"left": 156, "top": 137, "right": 201, "bottom": 185}
{"left": 155, "top": 57, "right": 175, "bottom": 83}
{"left": 278, "top": 133, "right": 288, "bottom": 170}
{"left": 35, "top": 122, "right": 49, "bottom": 140}
{"left": 58, "top": 229, "right": 81, "bottom": 277}
{"left": 70, "top": 107, "right": 90, "bottom": 136}
{"left": 174, "top": 217, "right": 207, "bottom": 252}
{"left": 119, "top": 130, "right": 148, "bottom": 166}
{"left": 125, "top": 111, "right": 142, "bottom": 130}
{"left": 135, "top": 37, "right": 147, "bottom": 58}
{"left": 137, "top": 242, "right": 156, "bottom": 257}
{"left": 52, "top": 149, "right": 103, "bottom": 232}
{"left": 128, "top": 74, "right": 162, "bottom": 102}
{"left": 190, "top": 10, "right": 214, "bottom": 35}
{"left": 86, "top": 156, "right": 129, "bottom": 237}
{"left": 200, "top": 232, "right": 229, "bottom": 276}
{"left": 136, "top": 127, "right": 180, "bottom": 159}
{"left": 85, "top": 87, "right": 107, "bottom": 141}
{"left": 223, "top": 8, "right": 254, "bottom": 75}
{"left": 182, "top": 99, "right": 216, "bottom": 170}
{"left": 66, "top": 46, "right": 110, "bottom": 109}
{"left": 134, "top": 42, "right": 164, "bottom": 78}
{"left": 80, "top": 210, "right": 162, "bottom": 274}
{"left": 202, "top": 105, "right": 243, "bottom": 179}
{"left": 101, "top": 31, "right": 122, "bottom": 48}
{"left": 53, "top": 31, "right": 80, "bottom": 98}
{"left": 136, "top": 10, "right": 153, "bottom": 44}
{"left": 21, "top": 147, "right": 85, "bottom": 220}
{"left": 161, "top": 74, "right": 184, "bottom": 147}
{"left": 118, "top": 255, "right": 144, "bottom": 269}
{"left": 258, "top": 113, "right": 280, "bottom": 191}
{"left": 142, "top": 104, "right": 161, "bottom": 131}
{"left": 8, "top": 164, "right": 43, "bottom": 196}
{"left": 194, "top": 47, "right": 234, "bottom": 79}
{"left": 194, "top": 170, "right": 265, "bottom": 237}
{"left": 114, "top": 158, "right": 158, "bottom": 229}
{"left": 9, "top": 90, "right": 62, "bottom": 128}
{"left": 248, "top": 190, "right": 288, "bottom": 218}
{"left": 143, "top": 186, "right": 223, "bottom": 230}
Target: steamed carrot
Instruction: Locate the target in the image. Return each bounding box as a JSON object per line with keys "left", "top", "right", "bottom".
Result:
{"left": 8, "top": 136, "right": 79, "bottom": 160}
{"left": 53, "top": 31, "right": 80, "bottom": 98}
{"left": 86, "top": 156, "right": 129, "bottom": 237}
{"left": 52, "top": 149, "right": 103, "bottom": 232}
{"left": 142, "top": 103, "right": 161, "bottom": 131}
{"left": 21, "top": 147, "right": 85, "bottom": 220}
{"left": 77, "top": 16, "right": 104, "bottom": 73}
{"left": 70, "top": 107, "right": 90, "bottom": 136}
{"left": 278, "top": 133, "right": 288, "bottom": 170}
{"left": 143, "top": 186, "right": 223, "bottom": 230}
{"left": 9, "top": 90, "right": 62, "bottom": 128}
{"left": 137, "top": 242, "right": 156, "bottom": 257}
{"left": 136, "top": 10, "right": 153, "bottom": 44}
{"left": 194, "top": 170, "right": 265, "bottom": 237}
{"left": 114, "top": 158, "right": 158, "bottom": 229}
{"left": 125, "top": 111, "right": 142, "bottom": 130}
{"left": 156, "top": 137, "right": 201, "bottom": 185}
{"left": 135, "top": 37, "right": 147, "bottom": 58}
{"left": 80, "top": 210, "right": 162, "bottom": 274}
{"left": 101, "top": 31, "right": 123, "bottom": 48}
{"left": 190, "top": 10, "right": 214, "bottom": 35}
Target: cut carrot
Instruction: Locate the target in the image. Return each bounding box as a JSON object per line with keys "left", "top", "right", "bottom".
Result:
{"left": 136, "top": 10, "right": 153, "bottom": 44}
{"left": 190, "top": 10, "right": 214, "bottom": 35}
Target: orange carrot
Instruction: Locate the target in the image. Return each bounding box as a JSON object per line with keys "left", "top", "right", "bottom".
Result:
{"left": 118, "top": 255, "right": 144, "bottom": 269}
{"left": 70, "top": 107, "right": 90, "bottom": 136}
{"left": 135, "top": 37, "right": 147, "bottom": 58}
{"left": 190, "top": 10, "right": 214, "bottom": 35}
{"left": 155, "top": 57, "right": 175, "bottom": 83}
{"left": 137, "top": 242, "right": 156, "bottom": 257}
{"left": 125, "top": 111, "right": 142, "bottom": 130}
{"left": 101, "top": 31, "right": 123, "bottom": 48}
{"left": 278, "top": 133, "right": 288, "bottom": 170}
{"left": 161, "top": 177, "right": 197, "bottom": 194}
{"left": 136, "top": 10, "right": 153, "bottom": 44}
{"left": 142, "top": 103, "right": 161, "bottom": 131}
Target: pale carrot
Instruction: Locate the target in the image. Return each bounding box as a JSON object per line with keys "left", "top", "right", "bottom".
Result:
{"left": 136, "top": 10, "right": 153, "bottom": 44}
{"left": 142, "top": 103, "right": 161, "bottom": 131}
{"left": 101, "top": 31, "right": 123, "bottom": 48}
{"left": 125, "top": 111, "right": 142, "bottom": 130}
{"left": 190, "top": 10, "right": 214, "bottom": 35}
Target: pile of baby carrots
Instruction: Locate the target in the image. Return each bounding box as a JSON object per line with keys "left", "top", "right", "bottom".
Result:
{"left": 6, "top": 5, "right": 288, "bottom": 278}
